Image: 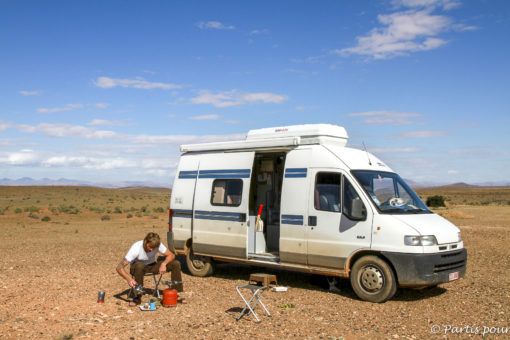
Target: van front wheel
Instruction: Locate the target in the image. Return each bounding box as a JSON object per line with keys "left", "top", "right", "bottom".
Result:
{"left": 350, "top": 256, "right": 397, "bottom": 303}
{"left": 186, "top": 247, "right": 215, "bottom": 277}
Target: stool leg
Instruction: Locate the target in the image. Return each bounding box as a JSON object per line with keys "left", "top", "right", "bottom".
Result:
{"left": 249, "top": 289, "right": 271, "bottom": 318}
{"left": 236, "top": 287, "right": 260, "bottom": 322}
{"left": 153, "top": 274, "right": 162, "bottom": 299}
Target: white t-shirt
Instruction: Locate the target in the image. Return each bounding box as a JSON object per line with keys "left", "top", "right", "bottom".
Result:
{"left": 125, "top": 240, "right": 168, "bottom": 265}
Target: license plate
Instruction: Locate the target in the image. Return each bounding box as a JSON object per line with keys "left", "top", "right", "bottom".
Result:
{"left": 449, "top": 271, "right": 459, "bottom": 281}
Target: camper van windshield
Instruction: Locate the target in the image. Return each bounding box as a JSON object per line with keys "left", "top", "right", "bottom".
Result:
{"left": 352, "top": 171, "right": 431, "bottom": 214}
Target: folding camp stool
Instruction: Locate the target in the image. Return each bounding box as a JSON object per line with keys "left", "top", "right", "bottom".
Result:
{"left": 236, "top": 284, "right": 271, "bottom": 322}
{"left": 129, "top": 273, "right": 163, "bottom": 299}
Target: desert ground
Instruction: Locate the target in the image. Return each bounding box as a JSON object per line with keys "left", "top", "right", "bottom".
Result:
{"left": 0, "top": 185, "right": 509, "bottom": 339}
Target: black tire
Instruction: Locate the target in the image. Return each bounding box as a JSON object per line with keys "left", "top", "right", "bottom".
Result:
{"left": 186, "top": 247, "right": 215, "bottom": 277}
{"left": 350, "top": 255, "right": 397, "bottom": 303}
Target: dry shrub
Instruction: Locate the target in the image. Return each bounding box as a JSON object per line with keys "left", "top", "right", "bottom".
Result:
{"left": 443, "top": 210, "right": 475, "bottom": 219}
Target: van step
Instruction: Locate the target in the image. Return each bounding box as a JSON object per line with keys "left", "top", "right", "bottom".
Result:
{"left": 248, "top": 253, "right": 280, "bottom": 263}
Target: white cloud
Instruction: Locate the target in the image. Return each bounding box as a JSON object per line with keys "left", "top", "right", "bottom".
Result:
{"left": 392, "top": 0, "right": 460, "bottom": 10}
{"left": 95, "top": 102, "right": 109, "bottom": 109}
{"left": 250, "top": 29, "right": 270, "bottom": 35}
{"left": 87, "top": 119, "right": 124, "bottom": 126}
{"left": 224, "top": 120, "right": 241, "bottom": 124}
{"left": 19, "top": 90, "right": 41, "bottom": 96}
{"left": 126, "top": 133, "right": 245, "bottom": 146}
{"left": 37, "top": 104, "right": 83, "bottom": 114}
{"left": 452, "top": 23, "right": 478, "bottom": 32}
{"left": 0, "top": 149, "right": 40, "bottom": 166}
{"left": 190, "top": 114, "right": 220, "bottom": 120}
{"left": 197, "top": 21, "right": 235, "bottom": 30}
{"left": 95, "top": 77, "right": 180, "bottom": 90}
{"left": 296, "top": 105, "right": 320, "bottom": 111}
{"left": 15, "top": 121, "right": 244, "bottom": 147}
{"left": 336, "top": 4, "right": 463, "bottom": 59}
{"left": 190, "top": 90, "right": 288, "bottom": 108}
{"left": 348, "top": 110, "right": 423, "bottom": 125}
{"left": 447, "top": 169, "right": 459, "bottom": 174}
{"left": 17, "top": 123, "right": 117, "bottom": 139}
{"left": 42, "top": 156, "right": 138, "bottom": 169}
{"left": 395, "top": 130, "right": 448, "bottom": 138}
{"left": 0, "top": 120, "right": 11, "bottom": 131}
{"left": 144, "top": 169, "right": 171, "bottom": 177}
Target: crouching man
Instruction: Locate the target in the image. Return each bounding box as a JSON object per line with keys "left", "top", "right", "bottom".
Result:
{"left": 116, "top": 232, "right": 185, "bottom": 305}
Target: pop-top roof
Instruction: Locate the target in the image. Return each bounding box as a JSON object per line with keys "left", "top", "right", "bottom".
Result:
{"left": 180, "top": 124, "right": 349, "bottom": 152}
{"left": 246, "top": 124, "right": 348, "bottom": 141}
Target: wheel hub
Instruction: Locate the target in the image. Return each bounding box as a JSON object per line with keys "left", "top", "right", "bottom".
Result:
{"left": 360, "top": 265, "right": 384, "bottom": 292}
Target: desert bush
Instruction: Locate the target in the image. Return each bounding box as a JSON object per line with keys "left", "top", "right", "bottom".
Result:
{"left": 101, "top": 215, "right": 110, "bottom": 221}
{"left": 28, "top": 213, "right": 39, "bottom": 219}
{"left": 114, "top": 206, "right": 122, "bottom": 214}
{"left": 58, "top": 205, "right": 79, "bottom": 214}
{"left": 141, "top": 205, "right": 149, "bottom": 212}
{"left": 127, "top": 213, "right": 133, "bottom": 218}
{"left": 14, "top": 208, "right": 22, "bottom": 214}
{"left": 24, "top": 206, "right": 40, "bottom": 212}
{"left": 135, "top": 212, "right": 143, "bottom": 218}
{"left": 153, "top": 206, "right": 165, "bottom": 213}
{"left": 427, "top": 195, "right": 446, "bottom": 207}
{"left": 41, "top": 216, "right": 51, "bottom": 222}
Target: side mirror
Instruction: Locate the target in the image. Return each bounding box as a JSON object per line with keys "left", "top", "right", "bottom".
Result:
{"left": 350, "top": 198, "right": 366, "bottom": 220}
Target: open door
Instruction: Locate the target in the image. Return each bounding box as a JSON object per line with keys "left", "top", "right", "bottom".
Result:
{"left": 191, "top": 152, "right": 254, "bottom": 259}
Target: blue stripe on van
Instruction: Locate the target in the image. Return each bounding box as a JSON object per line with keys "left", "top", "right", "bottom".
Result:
{"left": 199, "top": 169, "right": 251, "bottom": 179}
{"left": 285, "top": 168, "right": 307, "bottom": 178}
{"left": 195, "top": 210, "right": 243, "bottom": 222}
{"left": 178, "top": 170, "right": 198, "bottom": 179}
{"left": 281, "top": 214, "right": 304, "bottom": 225}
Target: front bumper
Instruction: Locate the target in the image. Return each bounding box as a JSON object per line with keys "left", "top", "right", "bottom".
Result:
{"left": 382, "top": 248, "right": 467, "bottom": 287}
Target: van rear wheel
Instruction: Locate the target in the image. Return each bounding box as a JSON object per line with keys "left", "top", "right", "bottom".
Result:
{"left": 186, "top": 247, "right": 215, "bottom": 277}
{"left": 350, "top": 256, "right": 397, "bottom": 303}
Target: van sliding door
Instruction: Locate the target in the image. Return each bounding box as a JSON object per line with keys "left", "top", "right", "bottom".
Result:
{"left": 192, "top": 152, "right": 254, "bottom": 259}
{"left": 171, "top": 154, "right": 200, "bottom": 251}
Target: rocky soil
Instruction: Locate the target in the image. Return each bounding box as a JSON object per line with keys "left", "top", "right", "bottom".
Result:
{"left": 0, "top": 203, "right": 509, "bottom": 339}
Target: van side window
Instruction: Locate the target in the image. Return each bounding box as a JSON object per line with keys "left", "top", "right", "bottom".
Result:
{"left": 314, "top": 172, "right": 341, "bottom": 212}
{"left": 343, "top": 177, "right": 367, "bottom": 221}
{"left": 211, "top": 179, "right": 243, "bottom": 206}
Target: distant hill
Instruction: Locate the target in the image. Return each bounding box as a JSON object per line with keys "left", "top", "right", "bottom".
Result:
{"left": 440, "top": 182, "right": 479, "bottom": 188}
{"left": 0, "top": 177, "right": 170, "bottom": 189}
{"left": 0, "top": 177, "right": 508, "bottom": 189}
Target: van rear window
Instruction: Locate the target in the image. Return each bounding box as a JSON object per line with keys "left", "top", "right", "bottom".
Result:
{"left": 211, "top": 179, "right": 243, "bottom": 206}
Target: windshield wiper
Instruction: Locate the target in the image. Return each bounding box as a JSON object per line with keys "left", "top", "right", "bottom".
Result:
{"left": 380, "top": 208, "right": 407, "bottom": 214}
{"left": 407, "top": 208, "right": 431, "bottom": 214}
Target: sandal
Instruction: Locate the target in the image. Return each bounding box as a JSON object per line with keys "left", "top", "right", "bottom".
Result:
{"left": 177, "top": 297, "right": 187, "bottom": 304}
{"left": 129, "top": 297, "right": 141, "bottom": 307}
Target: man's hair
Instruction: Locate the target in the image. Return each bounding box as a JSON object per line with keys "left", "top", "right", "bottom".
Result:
{"left": 144, "top": 232, "right": 161, "bottom": 249}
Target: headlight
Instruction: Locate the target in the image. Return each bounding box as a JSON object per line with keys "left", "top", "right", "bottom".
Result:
{"left": 404, "top": 235, "right": 438, "bottom": 246}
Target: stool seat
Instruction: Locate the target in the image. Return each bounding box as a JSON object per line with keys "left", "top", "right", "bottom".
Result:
{"left": 236, "top": 284, "right": 271, "bottom": 322}
{"left": 249, "top": 273, "right": 278, "bottom": 287}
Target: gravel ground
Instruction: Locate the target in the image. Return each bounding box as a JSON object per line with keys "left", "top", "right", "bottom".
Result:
{"left": 0, "top": 205, "right": 509, "bottom": 340}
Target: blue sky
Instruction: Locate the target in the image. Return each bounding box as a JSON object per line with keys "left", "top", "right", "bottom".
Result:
{"left": 1, "top": 0, "right": 509, "bottom": 185}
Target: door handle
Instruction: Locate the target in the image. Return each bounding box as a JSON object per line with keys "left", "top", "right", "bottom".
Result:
{"left": 239, "top": 213, "right": 247, "bottom": 222}
{"left": 308, "top": 216, "right": 317, "bottom": 226}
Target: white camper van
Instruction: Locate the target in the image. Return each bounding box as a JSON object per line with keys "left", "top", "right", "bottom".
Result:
{"left": 167, "top": 124, "right": 466, "bottom": 302}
